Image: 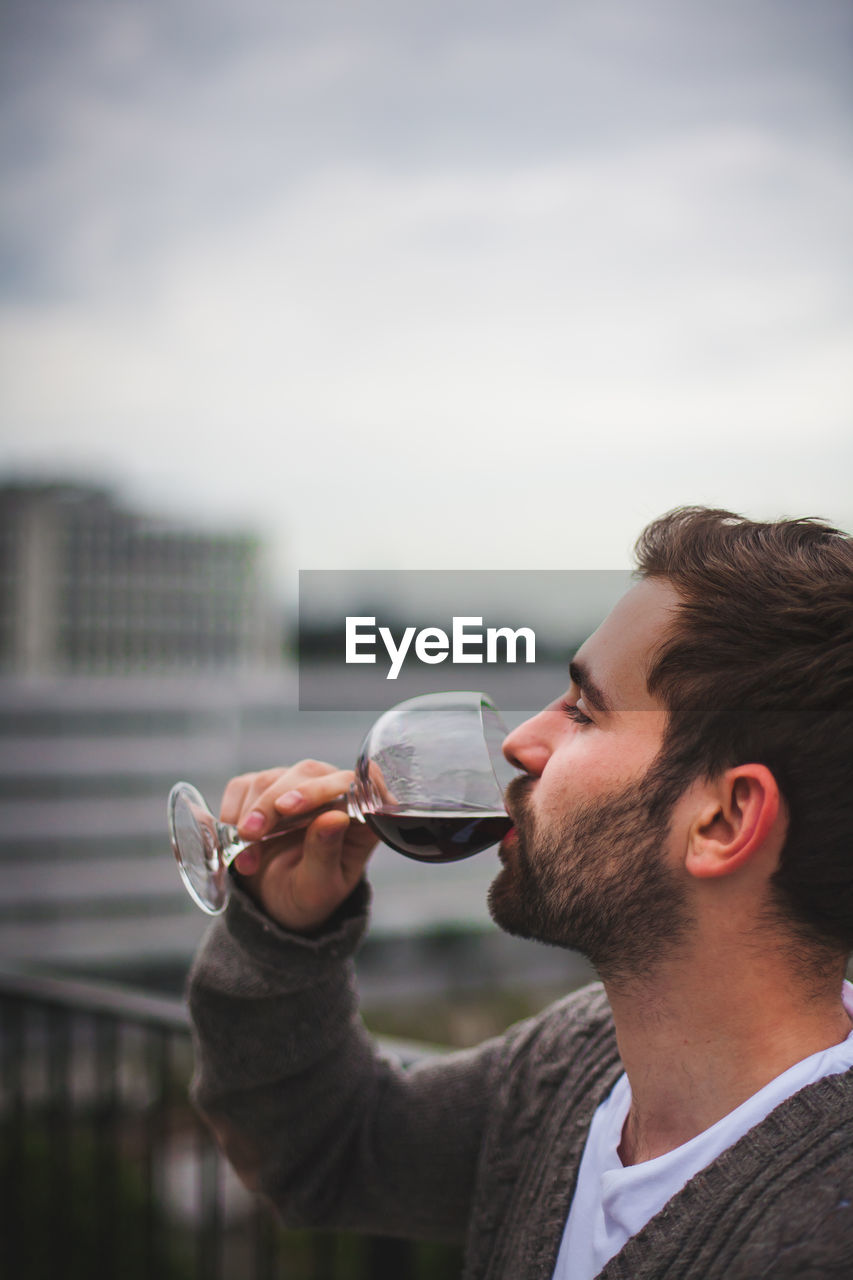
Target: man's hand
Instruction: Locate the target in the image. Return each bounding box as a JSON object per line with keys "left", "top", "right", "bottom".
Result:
{"left": 220, "top": 762, "right": 378, "bottom": 933}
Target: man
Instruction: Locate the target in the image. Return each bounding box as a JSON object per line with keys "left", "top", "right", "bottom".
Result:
{"left": 188, "top": 507, "right": 853, "bottom": 1278}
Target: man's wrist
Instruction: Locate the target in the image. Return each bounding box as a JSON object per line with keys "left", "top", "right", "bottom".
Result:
{"left": 217, "top": 874, "right": 372, "bottom": 984}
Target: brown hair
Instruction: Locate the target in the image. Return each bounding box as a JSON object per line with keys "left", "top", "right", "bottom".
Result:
{"left": 635, "top": 506, "right": 853, "bottom": 957}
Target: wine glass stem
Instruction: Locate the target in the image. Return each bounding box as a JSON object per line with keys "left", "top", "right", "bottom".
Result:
{"left": 218, "top": 794, "right": 354, "bottom": 868}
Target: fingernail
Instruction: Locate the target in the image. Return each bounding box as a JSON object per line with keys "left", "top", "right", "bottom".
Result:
{"left": 235, "top": 849, "right": 260, "bottom": 874}
{"left": 242, "top": 811, "right": 266, "bottom": 836}
{"left": 276, "top": 790, "right": 304, "bottom": 811}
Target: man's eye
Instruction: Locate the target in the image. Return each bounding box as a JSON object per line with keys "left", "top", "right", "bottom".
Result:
{"left": 561, "top": 701, "right": 593, "bottom": 726}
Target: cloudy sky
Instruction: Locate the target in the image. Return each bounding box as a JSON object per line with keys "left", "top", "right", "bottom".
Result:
{"left": 1, "top": 0, "right": 851, "bottom": 595}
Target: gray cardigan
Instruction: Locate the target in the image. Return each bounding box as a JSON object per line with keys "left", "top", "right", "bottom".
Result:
{"left": 187, "top": 882, "right": 853, "bottom": 1278}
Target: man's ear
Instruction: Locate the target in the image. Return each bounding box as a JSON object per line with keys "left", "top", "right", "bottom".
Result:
{"left": 685, "top": 764, "right": 784, "bottom": 879}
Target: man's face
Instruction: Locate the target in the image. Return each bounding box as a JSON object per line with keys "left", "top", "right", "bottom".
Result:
{"left": 488, "top": 578, "right": 693, "bottom": 982}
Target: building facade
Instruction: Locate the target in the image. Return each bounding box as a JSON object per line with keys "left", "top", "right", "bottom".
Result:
{"left": 0, "top": 481, "right": 276, "bottom": 676}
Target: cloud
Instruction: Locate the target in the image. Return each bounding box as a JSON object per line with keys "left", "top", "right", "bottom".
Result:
{"left": 2, "top": 0, "right": 850, "bottom": 298}
{"left": 0, "top": 0, "right": 851, "bottom": 578}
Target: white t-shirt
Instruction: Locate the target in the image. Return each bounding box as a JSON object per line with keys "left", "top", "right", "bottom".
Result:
{"left": 552, "top": 982, "right": 853, "bottom": 1280}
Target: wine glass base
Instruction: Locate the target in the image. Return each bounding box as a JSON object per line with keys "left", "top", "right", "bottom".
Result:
{"left": 169, "top": 782, "right": 230, "bottom": 915}
{"left": 177, "top": 855, "right": 229, "bottom": 915}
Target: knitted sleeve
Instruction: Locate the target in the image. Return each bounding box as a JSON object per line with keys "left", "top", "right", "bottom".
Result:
{"left": 186, "top": 878, "right": 508, "bottom": 1244}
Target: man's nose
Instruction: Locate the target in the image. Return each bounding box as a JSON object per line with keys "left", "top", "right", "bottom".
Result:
{"left": 502, "top": 709, "right": 552, "bottom": 777}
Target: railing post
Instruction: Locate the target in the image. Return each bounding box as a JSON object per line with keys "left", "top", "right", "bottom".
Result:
{"left": 144, "top": 1027, "right": 172, "bottom": 1279}
{"left": 94, "top": 1012, "right": 121, "bottom": 1271}
{"left": 47, "top": 1004, "right": 73, "bottom": 1272}
{"left": 252, "top": 1201, "right": 279, "bottom": 1280}
{"left": 198, "top": 1126, "right": 224, "bottom": 1279}
{"left": 1, "top": 997, "right": 26, "bottom": 1274}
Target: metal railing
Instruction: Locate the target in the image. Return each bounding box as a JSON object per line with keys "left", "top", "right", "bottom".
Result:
{"left": 0, "top": 967, "right": 463, "bottom": 1279}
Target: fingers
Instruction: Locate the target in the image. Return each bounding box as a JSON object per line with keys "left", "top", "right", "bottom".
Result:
{"left": 232, "top": 809, "right": 350, "bottom": 877}
{"left": 220, "top": 773, "right": 256, "bottom": 826}
{"left": 242, "top": 810, "right": 370, "bottom": 933}
{"left": 302, "top": 810, "right": 352, "bottom": 871}
{"left": 270, "top": 769, "right": 355, "bottom": 827}
{"left": 218, "top": 760, "right": 377, "bottom": 932}
{"left": 220, "top": 766, "right": 294, "bottom": 828}
{"left": 288, "top": 811, "right": 373, "bottom": 925}
{"left": 220, "top": 762, "right": 354, "bottom": 839}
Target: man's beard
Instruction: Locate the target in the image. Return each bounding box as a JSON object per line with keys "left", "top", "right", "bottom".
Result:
{"left": 487, "top": 762, "right": 692, "bottom": 986}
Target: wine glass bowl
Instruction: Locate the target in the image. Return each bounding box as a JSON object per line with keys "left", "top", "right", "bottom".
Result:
{"left": 169, "top": 690, "right": 517, "bottom": 915}
{"left": 351, "top": 690, "right": 517, "bottom": 863}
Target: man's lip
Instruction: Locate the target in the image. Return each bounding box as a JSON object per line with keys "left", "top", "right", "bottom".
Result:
{"left": 497, "top": 824, "right": 516, "bottom": 865}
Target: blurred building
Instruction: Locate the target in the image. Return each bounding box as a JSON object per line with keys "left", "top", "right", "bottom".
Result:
{"left": 0, "top": 481, "right": 276, "bottom": 675}
{"left": 0, "top": 480, "right": 286, "bottom": 981}
{"left": 0, "top": 670, "right": 313, "bottom": 984}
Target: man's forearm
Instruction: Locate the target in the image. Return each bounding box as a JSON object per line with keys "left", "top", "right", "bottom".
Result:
{"left": 187, "top": 879, "right": 500, "bottom": 1242}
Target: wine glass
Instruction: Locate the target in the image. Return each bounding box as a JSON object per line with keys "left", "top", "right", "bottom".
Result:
{"left": 169, "top": 690, "right": 519, "bottom": 915}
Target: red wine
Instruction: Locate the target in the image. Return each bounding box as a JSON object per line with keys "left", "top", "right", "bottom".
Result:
{"left": 365, "top": 807, "right": 512, "bottom": 863}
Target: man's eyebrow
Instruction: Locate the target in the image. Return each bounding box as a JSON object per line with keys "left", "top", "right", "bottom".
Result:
{"left": 568, "top": 660, "right": 613, "bottom": 715}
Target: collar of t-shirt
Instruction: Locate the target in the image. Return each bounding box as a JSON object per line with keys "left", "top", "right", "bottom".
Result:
{"left": 552, "top": 980, "right": 853, "bottom": 1280}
